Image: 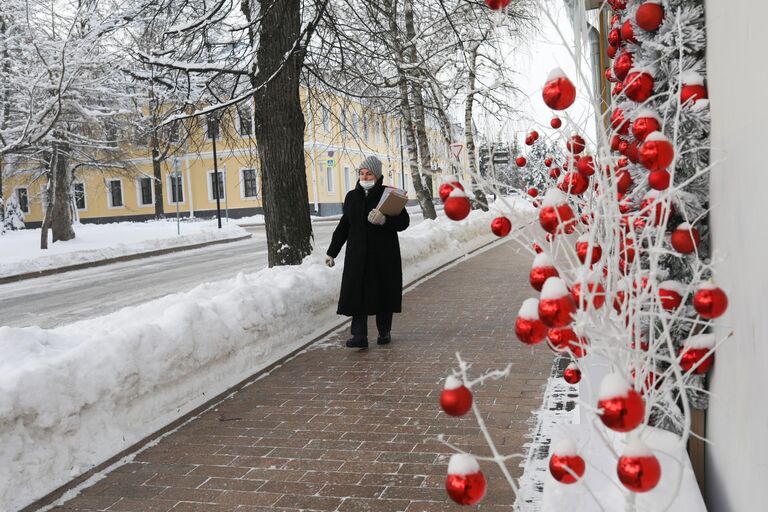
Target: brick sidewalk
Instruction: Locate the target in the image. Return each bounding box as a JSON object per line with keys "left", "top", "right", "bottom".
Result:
{"left": 51, "top": 240, "right": 554, "bottom": 512}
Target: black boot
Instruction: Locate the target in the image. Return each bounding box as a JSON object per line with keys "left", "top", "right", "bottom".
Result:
{"left": 345, "top": 335, "right": 368, "bottom": 348}
{"left": 377, "top": 332, "right": 391, "bottom": 345}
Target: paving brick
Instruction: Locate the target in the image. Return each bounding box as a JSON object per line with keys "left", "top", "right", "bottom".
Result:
{"left": 56, "top": 242, "right": 551, "bottom": 511}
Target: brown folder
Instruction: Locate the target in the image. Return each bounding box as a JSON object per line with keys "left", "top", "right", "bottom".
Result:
{"left": 376, "top": 186, "right": 408, "bottom": 216}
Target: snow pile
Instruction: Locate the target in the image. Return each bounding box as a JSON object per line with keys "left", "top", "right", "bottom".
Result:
{"left": 0, "top": 219, "right": 249, "bottom": 279}
{"left": 0, "top": 200, "right": 534, "bottom": 511}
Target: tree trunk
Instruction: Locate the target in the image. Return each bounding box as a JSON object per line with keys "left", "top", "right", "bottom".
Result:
{"left": 249, "top": 0, "right": 312, "bottom": 266}
{"left": 50, "top": 140, "right": 75, "bottom": 242}
{"left": 465, "top": 43, "right": 489, "bottom": 211}
{"left": 151, "top": 130, "right": 165, "bottom": 219}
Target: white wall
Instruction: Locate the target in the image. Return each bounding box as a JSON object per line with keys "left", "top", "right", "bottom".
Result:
{"left": 705, "top": 2, "right": 768, "bottom": 511}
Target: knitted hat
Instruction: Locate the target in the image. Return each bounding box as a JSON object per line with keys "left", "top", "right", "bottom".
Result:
{"left": 357, "top": 155, "right": 383, "bottom": 179}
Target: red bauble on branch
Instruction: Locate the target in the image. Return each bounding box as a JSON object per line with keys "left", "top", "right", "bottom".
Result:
{"left": 631, "top": 109, "right": 662, "bottom": 141}
{"left": 444, "top": 189, "right": 471, "bottom": 221}
{"left": 550, "top": 117, "right": 562, "bottom": 129}
{"left": 490, "top": 217, "right": 512, "bottom": 237}
{"left": 544, "top": 157, "right": 554, "bottom": 167}
{"left": 543, "top": 68, "right": 577, "bottom": 110}
{"left": 670, "top": 222, "right": 700, "bottom": 254}
{"left": 610, "top": 108, "right": 630, "bottom": 135}
{"left": 538, "top": 277, "right": 576, "bottom": 328}
{"left": 575, "top": 237, "right": 602, "bottom": 265}
{"left": 679, "top": 334, "right": 716, "bottom": 374}
{"left": 576, "top": 155, "right": 595, "bottom": 176}
{"left": 608, "top": 44, "right": 617, "bottom": 58}
{"left": 439, "top": 181, "right": 464, "bottom": 202}
{"left": 624, "top": 70, "right": 655, "bottom": 102}
{"left": 484, "top": 0, "right": 511, "bottom": 11}
{"left": 615, "top": 169, "right": 633, "bottom": 194}
{"left": 693, "top": 284, "right": 728, "bottom": 319}
{"left": 648, "top": 170, "right": 670, "bottom": 190}
{"left": 530, "top": 253, "right": 559, "bottom": 292}
{"left": 571, "top": 280, "right": 606, "bottom": 310}
{"left": 636, "top": 1, "right": 665, "bottom": 32}
{"left": 516, "top": 156, "right": 527, "bottom": 167}
{"left": 608, "top": 28, "right": 622, "bottom": 48}
{"left": 440, "top": 376, "right": 473, "bottom": 416}
{"left": 617, "top": 439, "right": 662, "bottom": 493}
{"left": 680, "top": 71, "right": 708, "bottom": 105}
{"left": 597, "top": 374, "right": 645, "bottom": 432}
{"left": 613, "top": 51, "right": 634, "bottom": 81}
{"left": 549, "top": 167, "right": 562, "bottom": 179}
{"left": 563, "top": 363, "right": 582, "bottom": 385}
{"left": 621, "top": 19, "right": 637, "bottom": 44}
{"left": 446, "top": 454, "right": 486, "bottom": 506}
{"left": 527, "top": 187, "right": 539, "bottom": 198}
{"left": 558, "top": 172, "right": 589, "bottom": 196}
{"left": 538, "top": 189, "right": 576, "bottom": 234}
{"left": 548, "top": 326, "right": 587, "bottom": 358}
{"left": 549, "top": 439, "right": 586, "bottom": 484}
{"left": 515, "top": 298, "right": 549, "bottom": 345}
{"left": 639, "top": 131, "right": 675, "bottom": 171}
{"left": 658, "top": 280, "right": 684, "bottom": 311}
{"left": 608, "top": 0, "right": 627, "bottom": 10}
{"left": 566, "top": 134, "right": 586, "bottom": 154}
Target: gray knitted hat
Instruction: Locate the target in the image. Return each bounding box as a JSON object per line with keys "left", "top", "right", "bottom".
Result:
{"left": 357, "top": 155, "right": 382, "bottom": 179}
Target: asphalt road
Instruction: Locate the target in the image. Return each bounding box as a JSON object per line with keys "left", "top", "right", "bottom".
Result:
{"left": 0, "top": 221, "right": 343, "bottom": 329}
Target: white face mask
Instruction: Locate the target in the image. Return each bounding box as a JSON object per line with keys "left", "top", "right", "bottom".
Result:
{"left": 360, "top": 180, "right": 375, "bottom": 190}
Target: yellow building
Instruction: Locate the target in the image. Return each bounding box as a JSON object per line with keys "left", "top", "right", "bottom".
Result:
{"left": 3, "top": 91, "right": 469, "bottom": 226}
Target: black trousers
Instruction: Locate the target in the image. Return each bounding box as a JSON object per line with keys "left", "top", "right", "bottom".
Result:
{"left": 351, "top": 312, "right": 393, "bottom": 337}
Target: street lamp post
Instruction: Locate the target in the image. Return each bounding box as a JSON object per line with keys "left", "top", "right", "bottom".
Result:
{"left": 210, "top": 115, "right": 223, "bottom": 229}
{"left": 172, "top": 157, "right": 181, "bottom": 235}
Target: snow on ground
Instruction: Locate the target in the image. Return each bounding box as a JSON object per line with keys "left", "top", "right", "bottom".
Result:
{"left": 0, "top": 200, "right": 534, "bottom": 511}
{"left": 0, "top": 219, "right": 249, "bottom": 279}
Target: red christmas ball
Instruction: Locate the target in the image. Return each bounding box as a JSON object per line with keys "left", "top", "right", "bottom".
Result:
{"left": 597, "top": 374, "right": 645, "bottom": 432}
{"left": 576, "top": 240, "right": 602, "bottom": 265}
{"left": 446, "top": 454, "right": 486, "bottom": 505}
{"left": 605, "top": 67, "right": 617, "bottom": 83}
{"left": 681, "top": 83, "right": 708, "bottom": 105}
{"left": 624, "top": 71, "right": 654, "bottom": 102}
{"left": 670, "top": 223, "right": 700, "bottom": 254}
{"left": 626, "top": 140, "right": 640, "bottom": 163}
{"left": 609, "top": 0, "right": 628, "bottom": 11}
{"left": 566, "top": 135, "right": 586, "bottom": 154}
{"left": 484, "top": 0, "right": 511, "bottom": 10}
{"left": 611, "top": 14, "right": 620, "bottom": 25}
{"left": 607, "top": 44, "right": 617, "bottom": 59}
{"left": 610, "top": 135, "right": 622, "bottom": 151}
{"left": 550, "top": 117, "right": 562, "bottom": 129}
{"left": 532, "top": 242, "right": 543, "bottom": 254}
{"left": 547, "top": 327, "right": 587, "bottom": 358}
{"left": 648, "top": 170, "right": 670, "bottom": 190}
{"left": 440, "top": 377, "right": 473, "bottom": 416}
{"left": 515, "top": 298, "right": 549, "bottom": 345}
{"left": 612, "top": 81, "right": 624, "bottom": 97}
{"left": 679, "top": 334, "right": 716, "bottom": 374}
{"left": 608, "top": 27, "right": 622, "bottom": 48}
{"left": 640, "top": 193, "right": 670, "bottom": 226}
{"left": 639, "top": 132, "right": 674, "bottom": 171}
{"left": 658, "top": 281, "right": 683, "bottom": 311}
{"left": 621, "top": 19, "right": 637, "bottom": 43}
{"left": 444, "top": 190, "right": 471, "bottom": 221}
{"left": 618, "top": 139, "right": 630, "bottom": 155}
{"left": 527, "top": 187, "right": 539, "bottom": 198}
{"left": 544, "top": 157, "right": 554, "bottom": 167}
{"left": 571, "top": 281, "right": 606, "bottom": 310}
{"left": 615, "top": 169, "right": 633, "bottom": 194}
{"left": 610, "top": 108, "right": 630, "bottom": 135}
{"left": 530, "top": 257, "right": 559, "bottom": 292}
{"left": 576, "top": 155, "right": 595, "bottom": 176}
{"left": 439, "top": 181, "right": 464, "bottom": 202}
{"left": 525, "top": 135, "right": 535, "bottom": 146}
{"left": 543, "top": 69, "right": 577, "bottom": 110}
{"left": 558, "top": 172, "right": 589, "bottom": 196}
{"left": 613, "top": 51, "right": 634, "bottom": 81}
{"left": 539, "top": 204, "right": 576, "bottom": 234}
{"left": 617, "top": 442, "right": 662, "bottom": 493}
{"left": 516, "top": 156, "right": 527, "bottom": 167}
{"left": 636, "top": 1, "right": 665, "bottom": 32}
{"left": 632, "top": 115, "right": 661, "bottom": 141}
{"left": 549, "top": 440, "right": 586, "bottom": 484}
{"left": 693, "top": 285, "right": 728, "bottom": 319}
{"left": 549, "top": 167, "right": 561, "bottom": 179}
{"left": 563, "top": 363, "right": 582, "bottom": 385}
{"left": 538, "top": 278, "right": 576, "bottom": 328}
{"left": 490, "top": 217, "right": 512, "bottom": 237}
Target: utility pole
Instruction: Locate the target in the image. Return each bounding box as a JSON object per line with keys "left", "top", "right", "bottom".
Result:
{"left": 210, "top": 114, "right": 223, "bottom": 228}
{"left": 172, "top": 157, "right": 181, "bottom": 234}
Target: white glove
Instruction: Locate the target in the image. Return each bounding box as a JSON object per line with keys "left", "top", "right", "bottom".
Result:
{"left": 367, "top": 208, "right": 386, "bottom": 225}
{"left": 325, "top": 255, "right": 335, "bottom": 267}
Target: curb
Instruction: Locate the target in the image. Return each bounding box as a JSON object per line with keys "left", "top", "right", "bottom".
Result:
{"left": 0, "top": 234, "right": 253, "bottom": 285}
{"left": 26, "top": 234, "right": 508, "bottom": 512}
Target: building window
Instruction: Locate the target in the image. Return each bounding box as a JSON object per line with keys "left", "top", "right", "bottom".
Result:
{"left": 242, "top": 168, "right": 258, "bottom": 198}
{"left": 138, "top": 177, "right": 153, "bottom": 206}
{"left": 206, "top": 115, "right": 219, "bottom": 140}
{"left": 209, "top": 171, "right": 225, "bottom": 201}
{"left": 169, "top": 175, "right": 184, "bottom": 204}
{"left": 322, "top": 106, "right": 331, "bottom": 133}
{"left": 326, "top": 162, "right": 334, "bottom": 193}
{"left": 351, "top": 111, "right": 360, "bottom": 136}
{"left": 73, "top": 182, "right": 86, "bottom": 210}
{"left": 362, "top": 114, "right": 369, "bottom": 141}
{"left": 238, "top": 106, "right": 253, "bottom": 136}
{"left": 343, "top": 165, "right": 351, "bottom": 192}
{"left": 105, "top": 122, "right": 118, "bottom": 147}
{"left": 108, "top": 180, "right": 124, "bottom": 208}
{"left": 375, "top": 120, "right": 382, "bottom": 144}
{"left": 340, "top": 109, "right": 348, "bottom": 134}
{"left": 15, "top": 187, "right": 29, "bottom": 213}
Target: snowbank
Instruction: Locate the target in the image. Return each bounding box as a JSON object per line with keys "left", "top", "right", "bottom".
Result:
{"left": 0, "top": 200, "right": 534, "bottom": 511}
{"left": 0, "top": 219, "right": 249, "bottom": 279}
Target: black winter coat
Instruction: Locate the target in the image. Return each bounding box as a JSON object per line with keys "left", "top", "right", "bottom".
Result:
{"left": 326, "top": 177, "right": 410, "bottom": 316}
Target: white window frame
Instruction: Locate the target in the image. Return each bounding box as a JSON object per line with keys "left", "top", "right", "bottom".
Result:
{"left": 207, "top": 170, "right": 226, "bottom": 202}
{"left": 205, "top": 115, "right": 219, "bottom": 141}
{"left": 14, "top": 187, "right": 30, "bottom": 213}
{"left": 73, "top": 182, "right": 87, "bottom": 211}
{"left": 343, "top": 165, "right": 351, "bottom": 192}
{"left": 236, "top": 105, "right": 254, "bottom": 137}
{"left": 362, "top": 114, "right": 369, "bottom": 141}
{"left": 351, "top": 111, "right": 359, "bottom": 136}
{"left": 107, "top": 179, "right": 125, "bottom": 209}
{"left": 166, "top": 174, "right": 185, "bottom": 205}
{"left": 375, "top": 120, "right": 382, "bottom": 145}
{"left": 325, "top": 162, "right": 334, "bottom": 193}
{"left": 240, "top": 168, "right": 259, "bottom": 200}
{"left": 136, "top": 177, "right": 154, "bottom": 207}
{"left": 322, "top": 106, "right": 331, "bottom": 133}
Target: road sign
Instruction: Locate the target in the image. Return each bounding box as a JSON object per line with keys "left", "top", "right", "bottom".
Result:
{"left": 327, "top": 158, "right": 335, "bottom": 167}
{"left": 450, "top": 143, "right": 464, "bottom": 159}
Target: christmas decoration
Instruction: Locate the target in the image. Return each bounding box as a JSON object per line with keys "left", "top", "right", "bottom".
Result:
{"left": 658, "top": 280, "right": 684, "bottom": 311}
{"left": 548, "top": 326, "right": 586, "bottom": 358}
{"left": 621, "top": 19, "right": 636, "bottom": 44}
{"left": 516, "top": 156, "right": 527, "bottom": 167}
{"left": 623, "top": 70, "right": 655, "bottom": 102}
{"left": 693, "top": 284, "right": 729, "bottom": 319}
{"left": 566, "top": 134, "right": 586, "bottom": 154}
{"left": 444, "top": 189, "right": 471, "bottom": 221}
{"left": 636, "top": 1, "right": 665, "bottom": 32}
{"left": 648, "top": 170, "right": 670, "bottom": 191}
{"left": 679, "top": 334, "right": 715, "bottom": 374}
{"left": 558, "top": 172, "right": 589, "bottom": 196}
{"left": 613, "top": 51, "right": 634, "bottom": 81}
{"left": 525, "top": 130, "right": 540, "bottom": 146}
{"left": 527, "top": 187, "right": 539, "bottom": 198}
{"left": 542, "top": 68, "right": 576, "bottom": 110}
{"left": 639, "top": 131, "right": 675, "bottom": 171}
{"left": 538, "top": 277, "right": 576, "bottom": 328}
{"left": 680, "top": 71, "right": 708, "bottom": 105}
{"left": 670, "top": 223, "right": 700, "bottom": 254}
{"left": 617, "top": 439, "right": 662, "bottom": 493}
{"left": 446, "top": 453, "right": 486, "bottom": 505}
{"left": 515, "top": 298, "right": 549, "bottom": 345}
{"left": 439, "top": 181, "right": 464, "bottom": 202}
{"left": 571, "top": 280, "right": 606, "bottom": 310}
{"left": 626, "top": 140, "right": 640, "bottom": 163}
{"left": 549, "top": 439, "right": 585, "bottom": 484}
{"left": 538, "top": 189, "right": 576, "bottom": 234}
{"left": 563, "top": 363, "right": 582, "bottom": 385}
{"left": 576, "top": 155, "right": 595, "bottom": 176}
{"left": 575, "top": 236, "right": 602, "bottom": 265}
{"left": 607, "top": 44, "right": 617, "bottom": 59}
{"left": 615, "top": 169, "right": 633, "bottom": 194}
{"left": 610, "top": 108, "right": 630, "bottom": 135}
{"left": 550, "top": 117, "right": 562, "bottom": 129}
{"left": 530, "top": 253, "right": 559, "bottom": 292}
{"left": 608, "top": 0, "right": 627, "bottom": 11}
{"left": 440, "top": 376, "right": 473, "bottom": 416}
{"left": 597, "top": 374, "right": 645, "bottom": 432}
{"left": 484, "top": 0, "right": 511, "bottom": 11}
{"left": 491, "top": 217, "right": 512, "bottom": 237}
{"left": 544, "top": 157, "right": 553, "bottom": 167}
{"left": 631, "top": 109, "right": 661, "bottom": 141}
{"left": 608, "top": 28, "right": 622, "bottom": 48}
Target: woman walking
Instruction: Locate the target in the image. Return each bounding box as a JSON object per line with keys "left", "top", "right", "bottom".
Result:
{"left": 325, "top": 156, "right": 410, "bottom": 348}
